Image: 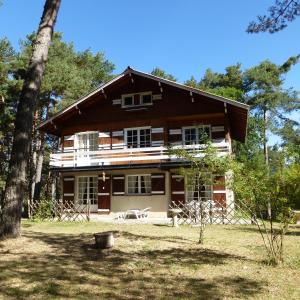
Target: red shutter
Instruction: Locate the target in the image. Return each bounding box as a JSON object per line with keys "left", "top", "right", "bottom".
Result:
{"left": 98, "top": 175, "right": 111, "bottom": 209}
{"left": 170, "top": 174, "right": 185, "bottom": 205}
{"left": 213, "top": 175, "right": 226, "bottom": 208}
{"left": 63, "top": 176, "right": 75, "bottom": 204}
{"left": 112, "top": 175, "right": 125, "bottom": 195}
{"left": 151, "top": 173, "right": 165, "bottom": 195}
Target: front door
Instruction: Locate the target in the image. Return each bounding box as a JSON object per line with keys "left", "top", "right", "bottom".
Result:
{"left": 98, "top": 175, "right": 111, "bottom": 211}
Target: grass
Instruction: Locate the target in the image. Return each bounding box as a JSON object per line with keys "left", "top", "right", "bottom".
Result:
{"left": 0, "top": 221, "right": 299, "bottom": 299}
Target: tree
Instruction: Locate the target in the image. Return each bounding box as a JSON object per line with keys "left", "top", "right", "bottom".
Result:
{"left": 247, "top": 0, "right": 300, "bottom": 33}
{"left": 151, "top": 67, "right": 177, "bottom": 81}
{"left": 244, "top": 56, "right": 299, "bottom": 165}
{"left": 15, "top": 32, "right": 114, "bottom": 204}
{"left": 0, "top": 0, "right": 61, "bottom": 238}
{"left": 0, "top": 38, "right": 18, "bottom": 191}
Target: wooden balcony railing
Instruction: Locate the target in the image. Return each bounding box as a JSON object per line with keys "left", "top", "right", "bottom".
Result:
{"left": 50, "top": 142, "right": 230, "bottom": 168}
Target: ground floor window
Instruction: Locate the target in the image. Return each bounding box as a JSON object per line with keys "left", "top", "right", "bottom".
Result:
{"left": 77, "top": 176, "right": 98, "bottom": 205}
{"left": 186, "top": 173, "right": 212, "bottom": 202}
{"left": 127, "top": 175, "right": 151, "bottom": 195}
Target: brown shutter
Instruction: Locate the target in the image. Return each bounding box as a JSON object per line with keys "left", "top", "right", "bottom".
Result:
{"left": 151, "top": 173, "right": 165, "bottom": 195}
{"left": 213, "top": 175, "right": 226, "bottom": 208}
{"left": 112, "top": 131, "right": 124, "bottom": 149}
{"left": 168, "top": 129, "right": 182, "bottom": 146}
{"left": 211, "top": 126, "right": 225, "bottom": 141}
{"left": 63, "top": 135, "right": 74, "bottom": 152}
{"left": 112, "top": 175, "right": 125, "bottom": 195}
{"left": 63, "top": 176, "right": 75, "bottom": 204}
{"left": 99, "top": 132, "right": 111, "bottom": 150}
{"left": 170, "top": 174, "right": 185, "bottom": 205}
{"left": 98, "top": 175, "right": 111, "bottom": 209}
{"left": 151, "top": 128, "right": 164, "bottom": 147}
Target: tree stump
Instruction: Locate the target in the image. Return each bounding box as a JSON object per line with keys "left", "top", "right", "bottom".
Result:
{"left": 94, "top": 232, "right": 114, "bottom": 249}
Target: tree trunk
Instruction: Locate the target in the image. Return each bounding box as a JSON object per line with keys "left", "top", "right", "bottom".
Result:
{"left": 0, "top": 0, "right": 61, "bottom": 238}
{"left": 263, "top": 108, "right": 269, "bottom": 166}
{"left": 33, "top": 131, "right": 45, "bottom": 202}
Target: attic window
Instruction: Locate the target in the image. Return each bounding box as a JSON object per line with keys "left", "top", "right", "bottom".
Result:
{"left": 122, "top": 92, "right": 152, "bottom": 108}
{"left": 123, "top": 95, "right": 133, "bottom": 106}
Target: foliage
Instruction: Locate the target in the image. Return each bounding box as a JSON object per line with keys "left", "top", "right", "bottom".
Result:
{"left": 169, "top": 140, "right": 230, "bottom": 244}
{"left": 16, "top": 32, "right": 115, "bottom": 112}
{"left": 151, "top": 67, "right": 177, "bottom": 81}
{"left": 228, "top": 155, "right": 296, "bottom": 265}
{"left": 247, "top": 0, "right": 300, "bottom": 33}
{"left": 31, "top": 197, "right": 54, "bottom": 221}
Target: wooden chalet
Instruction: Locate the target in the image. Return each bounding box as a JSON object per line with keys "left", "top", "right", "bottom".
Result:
{"left": 38, "top": 67, "right": 249, "bottom": 217}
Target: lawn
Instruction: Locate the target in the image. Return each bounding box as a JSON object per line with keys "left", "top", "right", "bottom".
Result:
{"left": 0, "top": 221, "right": 299, "bottom": 300}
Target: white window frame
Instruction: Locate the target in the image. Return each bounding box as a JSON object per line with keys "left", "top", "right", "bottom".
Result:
{"left": 182, "top": 125, "right": 211, "bottom": 145}
{"left": 126, "top": 174, "right": 151, "bottom": 195}
{"left": 121, "top": 91, "right": 152, "bottom": 108}
{"left": 77, "top": 176, "right": 98, "bottom": 205}
{"left": 124, "top": 126, "right": 151, "bottom": 149}
{"left": 75, "top": 131, "right": 99, "bottom": 151}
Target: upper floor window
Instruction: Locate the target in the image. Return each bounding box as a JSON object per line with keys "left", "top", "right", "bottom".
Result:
{"left": 122, "top": 92, "right": 152, "bottom": 108}
{"left": 125, "top": 127, "right": 151, "bottom": 148}
{"left": 182, "top": 125, "right": 211, "bottom": 145}
{"left": 76, "top": 132, "right": 98, "bottom": 151}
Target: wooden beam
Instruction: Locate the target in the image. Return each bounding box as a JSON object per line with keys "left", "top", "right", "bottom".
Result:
{"left": 128, "top": 73, "right": 134, "bottom": 84}
{"left": 158, "top": 81, "right": 163, "bottom": 93}
{"left": 76, "top": 105, "right": 82, "bottom": 115}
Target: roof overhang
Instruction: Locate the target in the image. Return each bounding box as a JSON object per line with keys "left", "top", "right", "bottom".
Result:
{"left": 38, "top": 66, "right": 250, "bottom": 142}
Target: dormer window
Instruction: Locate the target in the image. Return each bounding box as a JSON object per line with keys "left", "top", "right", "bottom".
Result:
{"left": 122, "top": 92, "right": 152, "bottom": 108}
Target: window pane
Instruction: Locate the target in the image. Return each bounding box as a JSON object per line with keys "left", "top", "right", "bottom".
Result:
{"left": 124, "top": 96, "right": 133, "bottom": 106}
{"left": 127, "top": 130, "right": 138, "bottom": 148}
{"left": 142, "top": 94, "right": 152, "bottom": 104}
{"left": 198, "top": 126, "right": 210, "bottom": 144}
{"left": 89, "top": 133, "right": 99, "bottom": 151}
{"left": 139, "top": 129, "right": 151, "bottom": 148}
{"left": 140, "top": 175, "right": 151, "bottom": 194}
{"left": 184, "top": 128, "right": 197, "bottom": 145}
{"left": 128, "top": 175, "right": 139, "bottom": 194}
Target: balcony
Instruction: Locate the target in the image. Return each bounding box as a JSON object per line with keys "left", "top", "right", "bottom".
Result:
{"left": 50, "top": 142, "right": 230, "bottom": 169}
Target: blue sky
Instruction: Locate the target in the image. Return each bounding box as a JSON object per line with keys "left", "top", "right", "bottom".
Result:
{"left": 0, "top": 0, "right": 299, "bottom": 143}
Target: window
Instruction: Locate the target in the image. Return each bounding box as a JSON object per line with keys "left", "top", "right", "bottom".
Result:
{"left": 186, "top": 173, "right": 212, "bottom": 203}
{"left": 78, "top": 176, "right": 98, "bottom": 205}
{"left": 141, "top": 93, "right": 152, "bottom": 105}
{"left": 76, "top": 132, "right": 98, "bottom": 151}
{"left": 183, "top": 125, "right": 211, "bottom": 145}
{"left": 127, "top": 175, "right": 151, "bottom": 195}
{"left": 126, "top": 127, "right": 151, "bottom": 148}
{"left": 123, "top": 95, "right": 133, "bottom": 106}
{"left": 122, "top": 92, "right": 152, "bottom": 107}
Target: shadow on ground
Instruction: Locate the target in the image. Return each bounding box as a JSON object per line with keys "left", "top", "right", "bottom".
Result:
{"left": 0, "top": 230, "right": 267, "bottom": 299}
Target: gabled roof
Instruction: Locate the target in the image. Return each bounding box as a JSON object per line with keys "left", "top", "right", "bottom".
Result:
{"left": 38, "top": 66, "right": 249, "bottom": 141}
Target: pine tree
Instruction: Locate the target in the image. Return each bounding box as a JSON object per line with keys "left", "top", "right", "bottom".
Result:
{"left": 0, "top": 0, "right": 61, "bottom": 238}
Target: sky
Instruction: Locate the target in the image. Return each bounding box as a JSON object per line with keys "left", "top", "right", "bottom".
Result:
{"left": 0, "top": 0, "right": 299, "bottom": 143}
